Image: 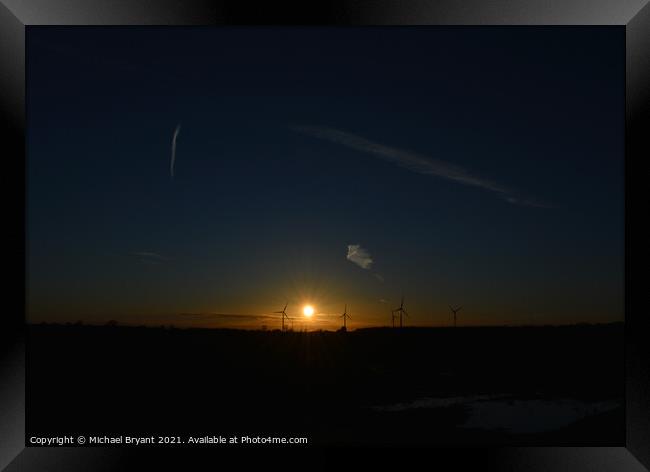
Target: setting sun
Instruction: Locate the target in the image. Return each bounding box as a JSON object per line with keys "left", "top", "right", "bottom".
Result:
{"left": 303, "top": 305, "right": 314, "bottom": 317}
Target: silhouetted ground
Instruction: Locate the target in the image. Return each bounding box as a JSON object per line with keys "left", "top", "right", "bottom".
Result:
{"left": 27, "top": 323, "right": 623, "bottom": 446}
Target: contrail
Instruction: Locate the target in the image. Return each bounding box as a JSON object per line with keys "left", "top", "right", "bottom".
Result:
{"left": 291, "top": 125, "right": 550, "bottom": 208}
{"left": 170, "top": 123, "right": 181, "bottom": 178}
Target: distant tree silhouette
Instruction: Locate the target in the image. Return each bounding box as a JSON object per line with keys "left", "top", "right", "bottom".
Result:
{"left": 105, "top": 320, "right": 118, "bottom": 327}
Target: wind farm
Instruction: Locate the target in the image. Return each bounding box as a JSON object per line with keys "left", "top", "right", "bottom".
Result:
{"left": 192, "top": 297, "right": 460, "bottom": 332}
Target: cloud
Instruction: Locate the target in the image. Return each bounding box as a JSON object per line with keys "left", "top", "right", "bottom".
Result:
{"left": 170, "top": 123, "right": 181, "bottom": 178}
{"left": 291, "top": 125, "right": 549, "bottom": 208}
{"left": 347, "top": 244, "right": 373, "bottom": 270}
{"left": 373, "top": 273, "right": 385, "bottom": 282}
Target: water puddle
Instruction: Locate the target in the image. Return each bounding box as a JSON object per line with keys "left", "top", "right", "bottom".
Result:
{"left": 371, "top": 395, "right": 621, "bottom": 433}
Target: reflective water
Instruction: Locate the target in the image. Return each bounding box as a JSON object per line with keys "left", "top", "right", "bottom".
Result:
{"left": 371, "top": 395, "right": 621, "bottom": 433}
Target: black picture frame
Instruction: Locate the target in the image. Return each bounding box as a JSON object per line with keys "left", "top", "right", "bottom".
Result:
{"left": 1, "top": 1, "right": 648, "bottom": 470}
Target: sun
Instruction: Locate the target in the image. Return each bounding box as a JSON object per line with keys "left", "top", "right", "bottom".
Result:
{"left": 303, "top": 305, "right": 314, "bottom": 318}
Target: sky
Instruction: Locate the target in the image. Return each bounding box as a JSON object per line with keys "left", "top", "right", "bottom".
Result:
{"left": 26, "top": 27, "right": 624, "bottom": 330}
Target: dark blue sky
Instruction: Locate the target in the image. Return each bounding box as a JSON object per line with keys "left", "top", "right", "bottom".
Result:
{"left": 27, "top": 27, "right": 624, "bottom": 329}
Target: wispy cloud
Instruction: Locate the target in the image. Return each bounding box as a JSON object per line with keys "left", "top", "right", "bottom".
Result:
{"left": 291, "top": 125, "right": 549, "bottom": 208}
{"left": 170, "top": 123, "right": 181, "bottom": 179}
{"left": 347, "top": 244, "right": 373, "bottom": 270}
{"left": 373, "top": 273, "right": 385, "bottom": 282}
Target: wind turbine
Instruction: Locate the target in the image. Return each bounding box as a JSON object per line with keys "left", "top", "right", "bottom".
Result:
{"left": 392, "top": 296, "right": 408, "bottom": 328}
{"left": 274, "top": 302, "right": 291, "bottom": 331}
{"left": 340, "top": 304, "right": 351, "bottom": 330}
{"left": 449, "top": 305, "right": 462, "bottom": 328}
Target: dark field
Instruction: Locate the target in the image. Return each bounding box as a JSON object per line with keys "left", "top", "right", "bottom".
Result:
{"left": 27, "top": 323, "right": 624, "bottom": 446}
